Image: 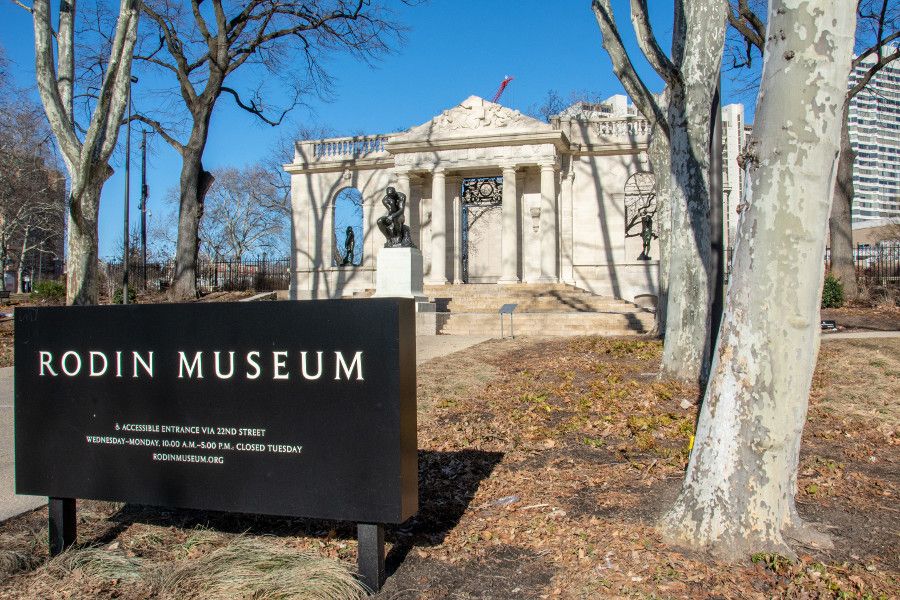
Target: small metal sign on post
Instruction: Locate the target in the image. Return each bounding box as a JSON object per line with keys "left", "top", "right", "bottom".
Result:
{"left": 15, "top": 300, "right": 417, "bottom": 594}
{"left": 499, "top": 303, "right": 517, "bottom": 339}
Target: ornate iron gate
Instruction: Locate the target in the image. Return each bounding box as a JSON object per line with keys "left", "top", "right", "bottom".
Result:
{"left": 460, "top": 177, "right": 503, "bottom": 282}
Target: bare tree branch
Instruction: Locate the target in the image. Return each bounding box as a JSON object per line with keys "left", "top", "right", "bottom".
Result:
{"left": 591, "top": 0, "right": 668, "bottom": 133}
{"left": 630, "top": 0, "right": 681, "bottom": 85}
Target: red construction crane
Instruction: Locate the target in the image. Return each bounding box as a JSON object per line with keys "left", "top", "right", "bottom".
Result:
{"left": 491, "top": 75, "right": 514, "bottom": 103}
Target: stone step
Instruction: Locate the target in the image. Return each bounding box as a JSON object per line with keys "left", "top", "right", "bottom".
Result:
{"left": 436, "top": 311, "right": 654, "bottom": 336}
{"left": 424, "top": 283, "right": 590, "bottom": 297}
{"left": 435, "top": 297, "right": 639, "bottom": 313}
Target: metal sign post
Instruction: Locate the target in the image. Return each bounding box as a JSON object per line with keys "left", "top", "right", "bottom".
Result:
{"left": 499, "top": 303, "right": 517, "bottom": 339}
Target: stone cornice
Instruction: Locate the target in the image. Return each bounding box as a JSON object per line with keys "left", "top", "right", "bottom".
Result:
{"left": 283, "top": 157, "right": 395, "bottom": 175}
{"left": 385, "top": 130, "right": 569, "bottom": 154}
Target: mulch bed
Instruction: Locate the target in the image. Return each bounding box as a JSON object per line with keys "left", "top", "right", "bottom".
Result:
{"left": 0, "top": 335, "right": 897, "bottom": 599}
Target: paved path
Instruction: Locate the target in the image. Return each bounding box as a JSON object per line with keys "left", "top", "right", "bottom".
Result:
{"left": 0, "top": 367, "right": 45, "bottom": 522}
{"left": 0, "top": 335, "right": 490, "bottom": 524}
{"left": 821, "top": 330, "right": 900, "bottom": 340}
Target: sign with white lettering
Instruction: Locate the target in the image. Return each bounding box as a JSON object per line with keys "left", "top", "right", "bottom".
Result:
{"left": 15, "top": 300, "right": 417, "bottom": 524}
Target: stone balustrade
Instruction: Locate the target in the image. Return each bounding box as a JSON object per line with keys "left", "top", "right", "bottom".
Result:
{"left": 295, "top": 135, "right": 392, "bottom": 162}
{"left": 593, "top": 117, "right": 651, "bottom": 138}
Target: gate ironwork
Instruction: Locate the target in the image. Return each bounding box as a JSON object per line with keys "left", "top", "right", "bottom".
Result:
{"left": 461, "top": 177, "right": 503, "bottom": 283}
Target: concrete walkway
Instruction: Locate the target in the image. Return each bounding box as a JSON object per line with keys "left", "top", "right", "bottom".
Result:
{"left": 0, "top": 334, "right": 491, "bottom": 524}
{"left": 821, "top": 330, "right": 900, "bottom": 340}
{"left": 0, "top": 367, "right": 44, "bottom": 522}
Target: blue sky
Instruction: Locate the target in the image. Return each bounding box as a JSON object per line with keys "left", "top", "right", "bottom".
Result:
{"left": 0, "top": 1, "right": 756, "bottom": 259}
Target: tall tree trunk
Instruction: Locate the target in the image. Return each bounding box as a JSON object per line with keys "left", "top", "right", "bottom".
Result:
{"left": 66, "top": 176, "right": 106, "bottom": 305}
{"left": 829, "top": 105, "right": 858, "bottom": 298}
{"left": 660, "top": 94, "right": 714, "bottom": 382}
{"left": 660, "top": 0, "right": 855, "bottom": 560}
{"left": 16, "top": 225, "right": 30, "bottom": 294}
{"left": 648, "top": 118, "right": 671, "bottom": 335}
{"left": 169, "top": 122, "right": 213, "bottom": 301}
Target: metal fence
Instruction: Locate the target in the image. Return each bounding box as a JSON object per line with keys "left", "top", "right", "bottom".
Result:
{"left": 724, "top": 242, "right": 900, "bottom": 288}
{"left": 103, "top": 257, "right": 291, "bottom": 294}
{"left": 825, "top": 243, "right": 900, "bottom": 287}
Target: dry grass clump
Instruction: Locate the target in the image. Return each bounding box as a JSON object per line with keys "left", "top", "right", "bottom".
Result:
{"left": 0, "top": 528, "right": 45, "bottom": 581}
{"left": 44, "top": 547, "right": 143, "bottom": 582}
{"left": 7, "top": 535, "right": 365, "bottom": 600}
{"left": 158, "top": 536, "right": 367, "bottom": 599}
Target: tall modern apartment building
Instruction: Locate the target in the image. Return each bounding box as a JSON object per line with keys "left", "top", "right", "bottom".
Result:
{"left": 721, "top": 104, "right": 747, "bottom": 250}
{"left": 848, "top": 51, "right": 900, "bottom": 221}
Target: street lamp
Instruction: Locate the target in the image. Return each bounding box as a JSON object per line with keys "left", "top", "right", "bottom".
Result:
{"left": 122, "top": 75, "right": 138, "bottom": 304}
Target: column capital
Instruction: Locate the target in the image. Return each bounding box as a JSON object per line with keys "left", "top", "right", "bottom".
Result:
{"left": 500, "top": 162, "right": 519, "bottom": 172}
{"left": 391, "top": 166, "right": 412, "bottom": 175}
{"left": 432, "top": 166, "right": 446, "bottom": 177}
{"left": 538, "top": 159, "right": 559, "bottom": 171}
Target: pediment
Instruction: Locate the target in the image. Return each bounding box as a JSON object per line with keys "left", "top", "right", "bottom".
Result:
{"left": 401, "top": 96, "right": 553, "bottom": 141}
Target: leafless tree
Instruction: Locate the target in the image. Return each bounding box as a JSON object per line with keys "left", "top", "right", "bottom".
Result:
{"left": 592, "top": 0, "right": 728, "bottom": 382}
{"left": 129, "top": 0, "right": 407, "bottom": 300}
{"left": 199, "top": 165, "right": 288, "bottom": 261}
{"left": 0, "top": 49, "right": 66, "bottom": 292}
{"left": 726, "top": 0, "right": 900, "bottom": 298}
{"left": 526, "top": 90, "right": 566, "bottom": 123}
{"left": 15, "top": 0, "right": 140, "bottom": 304}
{"left": 662, "top": 0, "right": 855, "bottom": 559}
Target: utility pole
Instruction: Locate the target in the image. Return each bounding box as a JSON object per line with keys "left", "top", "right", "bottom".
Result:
{"left": 140, "top": 129, "right": 148, "bottom": 290}
{"left": 122, "top": 77, "right": 137, "bottom": 304}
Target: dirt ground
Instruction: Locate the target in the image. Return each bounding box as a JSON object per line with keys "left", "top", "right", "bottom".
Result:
{"left": 0, "top": 335, "right": 897, "bottom": 599}
{"left": 821, "top": 305, "right": 900, "bottom": 332}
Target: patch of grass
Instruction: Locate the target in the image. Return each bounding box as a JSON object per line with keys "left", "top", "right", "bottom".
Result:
{"left": 750, "top": 552, "right": 793, "bottom": 574}
{"left": 173, "top": 526, "right": 222, "bottom": 559}
{"left": 47, "top": 547, "right": 143, "bottom": 582}
{"left": 160, "top": 536, "right": 367, "bottom": 599}
{"left": 0, "top": 549, "right": 40, "bottom": 581}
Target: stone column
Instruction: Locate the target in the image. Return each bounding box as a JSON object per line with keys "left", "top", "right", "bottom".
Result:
{"left": 499, "top": 164, "right": 520, "bottom": 284}
{"left": 429, "top": 168, "right": 448, "bottom": 284}
{"left": 451, "top": 177, "right": 463, "bottom": 284}
{"left": 560, "top": 165, "right": 576, "bottom": 284}
{"left": 409, "top": 174, "right": 422, "bottom": 249}
{"left": 539, "top": 161, "right": 559, "bottom": 283}
{"left": 394, "top": 168, "right": 411, "bottom": 225}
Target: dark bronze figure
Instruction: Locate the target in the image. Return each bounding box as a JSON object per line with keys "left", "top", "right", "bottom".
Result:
{"left": 637, "top": 214, "right": 653, "bottom": 260}
{"left": 340, "top": 226, "right": 355, "bottom": 266}
{"left": 377, "top": 186, "right": 414, "bottom": 248}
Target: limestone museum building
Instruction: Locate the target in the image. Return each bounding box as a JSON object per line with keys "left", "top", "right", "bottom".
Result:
{"left": 285, "top": 95, "right": 666, "bottom": 303}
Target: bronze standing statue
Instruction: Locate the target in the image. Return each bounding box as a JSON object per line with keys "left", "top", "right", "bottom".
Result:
{"left": 638, "top": 214, "right": 654, "bottom": 260}
{"left": 377, "top": 186, "right": 415, "bottom": 248}
{"left": 340, "top": 226, "right": 355, "bottom": 266}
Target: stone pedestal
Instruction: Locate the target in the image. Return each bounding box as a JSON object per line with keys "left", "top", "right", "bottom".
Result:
{"left": 374, "top": 247, "right": 437, "bottom": 335}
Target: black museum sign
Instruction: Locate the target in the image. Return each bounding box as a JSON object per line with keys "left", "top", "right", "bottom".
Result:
{"left": 15, "top": 299, "right": 418, "bottom": 591}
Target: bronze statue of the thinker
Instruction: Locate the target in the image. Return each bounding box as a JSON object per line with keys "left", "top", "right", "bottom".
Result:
{"left": 377, "top": 186, "right": 415, "bottom": 248}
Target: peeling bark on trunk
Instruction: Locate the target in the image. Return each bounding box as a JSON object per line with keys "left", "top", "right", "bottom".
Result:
{"left": 648, "top": 119, "right": 671, "bottom": 335}
{"left": 660, "top": 97, "right": 714, "bottom": 382}
{"left": 829, "top": 107, "right": 858, "bottom": 299}
{"left": 658, "top": 0, "right": 725, "bottom": 382}
{"left": 66, "top": 176, "right": 107, "bottom": 305}
{"left": 30, "top": 0, "right": 139, "bottom": 305}
{"left": 660, "top": 0, "right": 855, "bottom": 559}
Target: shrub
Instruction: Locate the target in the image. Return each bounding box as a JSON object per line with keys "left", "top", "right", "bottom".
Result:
{"left": 30, "top": 280, "right": 66, "bottom": 302}
{"left": 113, "top": 286, "right": 137, "bottom": 304}
{"left": 821, "top": 274, "right": 844, "bottom": 308}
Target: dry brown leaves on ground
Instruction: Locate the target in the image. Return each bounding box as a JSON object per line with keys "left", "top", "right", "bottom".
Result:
{"left": 0, "top": 336, "right": 897, "bottom": 599}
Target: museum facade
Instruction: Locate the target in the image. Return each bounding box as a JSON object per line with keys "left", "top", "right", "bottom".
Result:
{"left": 285, "top": 95, "right": 660, "bottom": 302}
